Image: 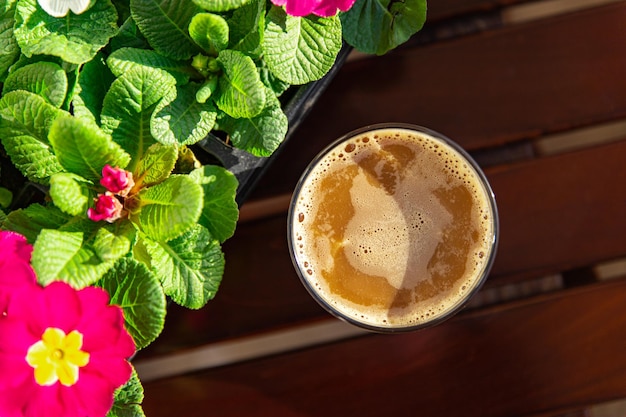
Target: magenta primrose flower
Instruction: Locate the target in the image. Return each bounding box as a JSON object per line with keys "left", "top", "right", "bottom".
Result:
{"left": 100, "top": 165, "right": 134, "bottom": 197}
{"left": 0, "top": 231, "right": 37, "bottom": 314}
{"left": 271, "top": 0, "right": 357, "bottom": 17}
{"left": 0, "top": 281, "right": 135, "bottom": 417}
{"left": 87, "top": 193, "right": 124, "bottom": 223}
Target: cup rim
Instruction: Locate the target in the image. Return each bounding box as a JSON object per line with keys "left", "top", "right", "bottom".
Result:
{"left": 287, "top": 123, "right": 499, "bottom": 333}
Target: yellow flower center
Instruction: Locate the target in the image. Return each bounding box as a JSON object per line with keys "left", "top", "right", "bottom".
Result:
{"left": 26, "top": 327, "right": 90, "bottom": 387}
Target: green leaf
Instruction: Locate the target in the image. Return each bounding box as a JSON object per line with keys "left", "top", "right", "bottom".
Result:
{"left": 341, "top": 0, "right": 427, "bottom": 55}
{"left": 14, "top": 0, "right": 119, "bottom": 64}
{"left": 3, "top": 61, "right": 68, "bottom": 107}
{"left": 108, "top": 369, "right": 145, "bottom": 417}
{"left": 215, "top": 49, "right": 265, "bottom": 118}
{"left": 0, "top": 90, "right": 65, "bottom": 184}
{"left": 111, "top": 15, "right": 150, "bottom": 51}
{"left": 133, "top": 143, "right": 177, "bottom": 189}
{"left": 0, "top": 186, "right": 12, "bottom": 208}
{"left": 227, "top": 0, "right": 264, "bottom": 57}
{"left": 130, "top": 0, "right": 201, "bottom": 60}
{"left": 0, "top": 0, "right": 21, "bottom": 81}
{"left": 263, "top": 8, "right": 342, "bottom": 84}
{"left": 135, "top": 174, "right": 203, "bottom": 242}
{"left": 151, "top": 83, "right": 217, "bottom": 146}
{"left": 143, "top": 224, "right": 224, "bottom": 309}
{"left": 32, "top": 229, "right": 115, "bottom": 288}
{"left": 189, "top": 165, "right": 238, "bottom": 243}
{"left": 101, "top": 66, "right": 177, "bottom": 171}
{"left": 189, "top": 12, "right": 229, "bottom": 55}
{"left": 92, "top": 225, "right": 134, "bottom": 263}
{"left": 49, "top": 172, "right": 92, "bottom": 216}
{"left": 258, "top": 62, "right": 290, "bottom": 97}
{"left": 192, "top": 0, "right": 250, "bottom": 12}
{"left": 2, "top": 203, "right": 71, "bottom": 243}
{"left": 107, "top": 47, "right": 192, "bottom": 85}
{"left": 217, "top": 87, "right": 288, "bottom": 156}
{"left": 98, "top": 257, "right": 166, "bottom": 349}
{"left": 49, "top": 114, "right": 131, "bottom": 182}
{"left": 72, "top": 53, "right": 115, "bottom": 123}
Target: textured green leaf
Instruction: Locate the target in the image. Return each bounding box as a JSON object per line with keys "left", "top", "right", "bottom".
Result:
{"left": 135, "top": 175, "right": 203, "bottom": 242}
{"left": 92, "top": 226, "right": 134, "bottom": 263}
{"left": 49, "top": 114, "right": 131, "bottom": 182}
{"left": 32, "top": 229, "right": 115, "bottom": 288}
{"left": 0, "top": 90, "right": 65, "bottom": 184}
{"left": 143, "top": 224, "right": 224, "bottom": 309}
{"left": 2, "top": 203, "right": 71, "bottom": 243}
{"left": 3, "top": 61, "right": 68, "bottom": 107}
{"left": 72, "top": 53, "right": 115, "bottom": 123}
{"left": 108, "top": 369, "right": 145, "bottom": 417}
{"left": 49, "top": 172, "right": 92, "bottom": 216}
{"left": 98, "top": 257, "right": 166, "bottom": 349}
{"left": 111, "top": 15, "right": 150, "bottom": 51}
{"left": 189, "top": 165, "right": 238, "bottom": 243}
{"left": 227, "top": 0, "right": 263, "bottom": 56}
{"left": 130, "top": 0, "right": 201, "bottom": 60}
{"left": 133, "top": 143, "right": 177, "bottom": 189}
{"left": 341, "top": 0, "right": 427, "bottom": 55}
{"left": 151, "top": 83, "right": 217, "bottom": 146}
{"left": 0, "top": 0, "right": 21, "bottom": 81}
{"left": 258, "top": 62, "right": 290, "bottom": 97}
{"left": 189, "top": 12, "right": 228, "bottom": 55}
{"left": 215, "top": 49, "right": 265, "bottom": 118}
{"left": 192, "top": 0, "right": 250, "bottom": 12}
{"left": 107, "top": 47, "right": 192, "bottom": 85}
{"left": 14, "top": 0, "right": 119, "bottom": 64}
{"left": 264, "top": 8, "right": 342, "bottom": 84}
{"left": 101, "top": 66, "right": 177, "bottom": 171}
{"left": 217, "top": 87, "right": 287, "bottom": 156}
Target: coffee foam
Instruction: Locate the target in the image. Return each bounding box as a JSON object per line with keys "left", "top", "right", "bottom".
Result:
{"left": 291, "top": 128, "right": 495, "bottom": 329}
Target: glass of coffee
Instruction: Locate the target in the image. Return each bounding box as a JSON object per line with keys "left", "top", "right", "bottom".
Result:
{"left": 287, "top": 123, "right": 499, "bottom": 332}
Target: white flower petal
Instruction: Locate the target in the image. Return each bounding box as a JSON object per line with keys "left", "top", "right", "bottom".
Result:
{"left": 38, "top": 0, "right": 71, "bottom": 17}
{"left": 68, "top": 0, "right": 91, "bottom": 15}
{"left": 37, "top": 0, "right": 91, "bottom": 17}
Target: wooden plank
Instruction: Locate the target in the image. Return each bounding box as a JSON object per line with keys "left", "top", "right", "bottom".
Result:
{"left": 142, "top": 278, "right": 626, "bottom": 417}
{"left": 253, "top": 2, "right": 626, "bottom": 198}
{"left": 138, "top": 139, "right": 626, "bottom": 357}
{"left": 488, "top": 139, "right": 626, "bottom": 279}
{"left": 428, "top": 0, "right": 529, "bottom": 21}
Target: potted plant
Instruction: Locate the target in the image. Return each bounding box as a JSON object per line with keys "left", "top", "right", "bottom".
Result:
{"left": 0, "top": 0, "right": 426, "bottom": 415}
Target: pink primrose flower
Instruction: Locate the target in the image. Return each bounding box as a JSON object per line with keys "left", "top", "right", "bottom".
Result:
{"left": 271, "top": 0, "right": 357, "bottom": 17}
{"left": 87, "top": 193, "right": 124, "bottom": 223}
{"left": 0, "top": 281, "right": 135, "bottom": 417}
{"left": 100, "top": 165, "right": 134, "bottom": 197}
{"left": 0, "top": 232, "right": 37, "bottom": 314}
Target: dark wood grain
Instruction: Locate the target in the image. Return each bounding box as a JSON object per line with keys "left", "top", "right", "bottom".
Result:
{"left": 488, "top": 140, "right": 626, "bottom": 279}
{"left": 143, "top": 278, "right": 626, "bottom": 417}
{"left": 428, "top": 0, "right": 529, "bottom": 21}
{"left": 253, "top": 2, "right": 626, "bottom": 199}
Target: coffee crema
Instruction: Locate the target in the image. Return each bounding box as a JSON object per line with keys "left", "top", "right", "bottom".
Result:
{"left": 288, "top": 125, "right": 498, "bottom": 331}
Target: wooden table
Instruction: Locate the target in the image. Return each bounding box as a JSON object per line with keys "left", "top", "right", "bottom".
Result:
{"left": 136, "top": 1, "right": 626, "bottom": 415}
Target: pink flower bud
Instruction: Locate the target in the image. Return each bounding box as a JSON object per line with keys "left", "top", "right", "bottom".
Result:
{"left": 87, "top": 193, "right": 124, "bottom": 223}
{"left": 100, "top": 165, "right": 134, "bottom": 196}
